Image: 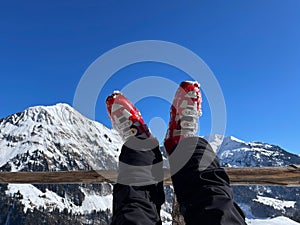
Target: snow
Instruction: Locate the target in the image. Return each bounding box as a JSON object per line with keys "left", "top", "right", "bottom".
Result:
{"left": 6, "top": 184, "right": 112, "bottom": 214}
{"left": 253, "top": 196, "right": 296, "bottom": 212}
{"left": 162, "top": 215, "right": 300, "bottom": 225}
{"left": 203, "top": 133, "right": 296, "bottom": 167}
{"left": 1, "top": 104, "right": 299, "bottom": 224}
{"left": 160, "top": 209, "right": 172, "bottom": 224}
{"left": 0, "top": 103, "right": 123, "bottom": 170}
{"left": 6, "top": 184, "right": 66, "bottom": 213}
{"left": 1, "top": 104, "right": 120, "bottom": 216}
{"left": 204, "top": 134, "right": 224, "bottom": 152}
{"left": 162, "top": 222, "right": 172, "bottom": 225}
{"left": 80, "top": 187, "right": 112, "bottom": 212}
{"left": 246, "top": 216, "right": 300, "bottom": 225}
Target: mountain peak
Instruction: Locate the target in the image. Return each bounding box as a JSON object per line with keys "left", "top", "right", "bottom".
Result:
{"left": 203, "top": 134, "right": 246, "bottom": 153}
{"left": 0, "top": 103, "right": 122, "bottom": 169}
{"left": 25, "top": 103, "right": 80, "bottom": 124}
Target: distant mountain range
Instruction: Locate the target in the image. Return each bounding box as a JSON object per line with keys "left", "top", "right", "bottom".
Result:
{"left": 0, "top": 104, "right": 299, "bottom": 225}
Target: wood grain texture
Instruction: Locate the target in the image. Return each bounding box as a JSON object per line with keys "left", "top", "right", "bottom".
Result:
{"left": 0, "top": 165, "right": 299, "bottom": 186}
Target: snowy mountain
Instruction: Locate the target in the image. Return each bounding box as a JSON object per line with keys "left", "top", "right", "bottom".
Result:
{"left": 0, "top": 104, "right": 299, "bottom": 225}
{"left": 205, "top": 134, "right": 300, "bottom": 167}
{"left": 0, "top": 104, "right": 123, "bottom": 224}
{"left": 205, "top": 134, "right": 300, "bottom": 223}
{"left": 0, "top": 103, "right": 122, "bottom": 171}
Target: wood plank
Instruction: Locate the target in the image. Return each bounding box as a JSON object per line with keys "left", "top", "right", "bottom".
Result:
{"left": 0, "top": 165, "right": 299, "bottom": 186}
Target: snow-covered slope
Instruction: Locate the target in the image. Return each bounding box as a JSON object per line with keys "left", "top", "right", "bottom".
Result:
{"left": 5, "top": 183, "right": 113, "bottom": 214}
{"left": 0, "top": 104, "right": 299, "bottom": 225}
{"left": 205, "top": 134, "right": 300, "bottom": 167}
{"left": 0, "top": 103, "right": 122, "bottom": 171}
{"left": 0, "top": 104, "right": 123, "bottom": 224}
{"left": 205, "top": 134, "right": 300, "bottom": 223}
{"left": 247, "top": 216, "right": 300, "bottom": 225}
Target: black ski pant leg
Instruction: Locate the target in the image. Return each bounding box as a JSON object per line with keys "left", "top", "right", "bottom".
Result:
{"left": 169, "top": 137, "right": 246, "bottom": 225}
{"left": 111, "top": 137, "right": 165, "bottom": 225}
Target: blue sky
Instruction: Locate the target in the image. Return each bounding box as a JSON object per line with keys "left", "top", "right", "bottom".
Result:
{"left": 1, "top": 1, "right": 300, "bottom": 154}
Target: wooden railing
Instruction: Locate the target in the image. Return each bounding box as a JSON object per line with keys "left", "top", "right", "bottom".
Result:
{"left": 1, "top": 165, "right": 299, "bottom": 225}
{"left": 0, "top": 165, "right": 299, "bottom": 186}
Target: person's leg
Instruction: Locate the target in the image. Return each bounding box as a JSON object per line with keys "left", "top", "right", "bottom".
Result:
{"left": 164, "top": 81, "right": 246, "bottom": 225}
{"left": 168, "top": 137, "right": 246, "bottom": 225}
{"left": 111, "top": 137, "right": 165, "bottom": 225}
{"left": 106, "top": 92, "right": 165, "bottom": 225}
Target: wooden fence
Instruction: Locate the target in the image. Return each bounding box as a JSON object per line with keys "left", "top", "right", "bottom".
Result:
{"left": 0, "top": 165, "right": 299, "bottom": 186}
{"left": 1, "top": 165, "right": 299, "bottom": 225}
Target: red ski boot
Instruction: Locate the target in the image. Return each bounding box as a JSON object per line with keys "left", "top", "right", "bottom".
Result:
{"left": 164, "top": 81, "right": 202, "bottom": 154}
{"left": 106, "top": 91, "right": 151, "bottom": 141}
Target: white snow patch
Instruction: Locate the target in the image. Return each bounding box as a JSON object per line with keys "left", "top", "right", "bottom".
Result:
{"left": 246, "top": 216, "right": 300, "bottom": 225}
{"left": 160, "top": 208, "right": 172, "bottom": 223}
{"left": 6, "top": 184, "right": 112, "bottom": 214}
{"left": 80, "top": 188, "right": 112, "bottom": 212}
{"left": 204, "top": 134, "right": 224, "bottom": 153}
{"left": 253, "top": 196, "right": 296, "bottom": 212}
{"left": 162, "top": 222, "right": 172, "bottom": 225}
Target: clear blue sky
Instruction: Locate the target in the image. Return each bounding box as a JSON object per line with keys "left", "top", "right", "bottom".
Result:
{"left": 1, "top": 1, "right": 299, "bottom": 154}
